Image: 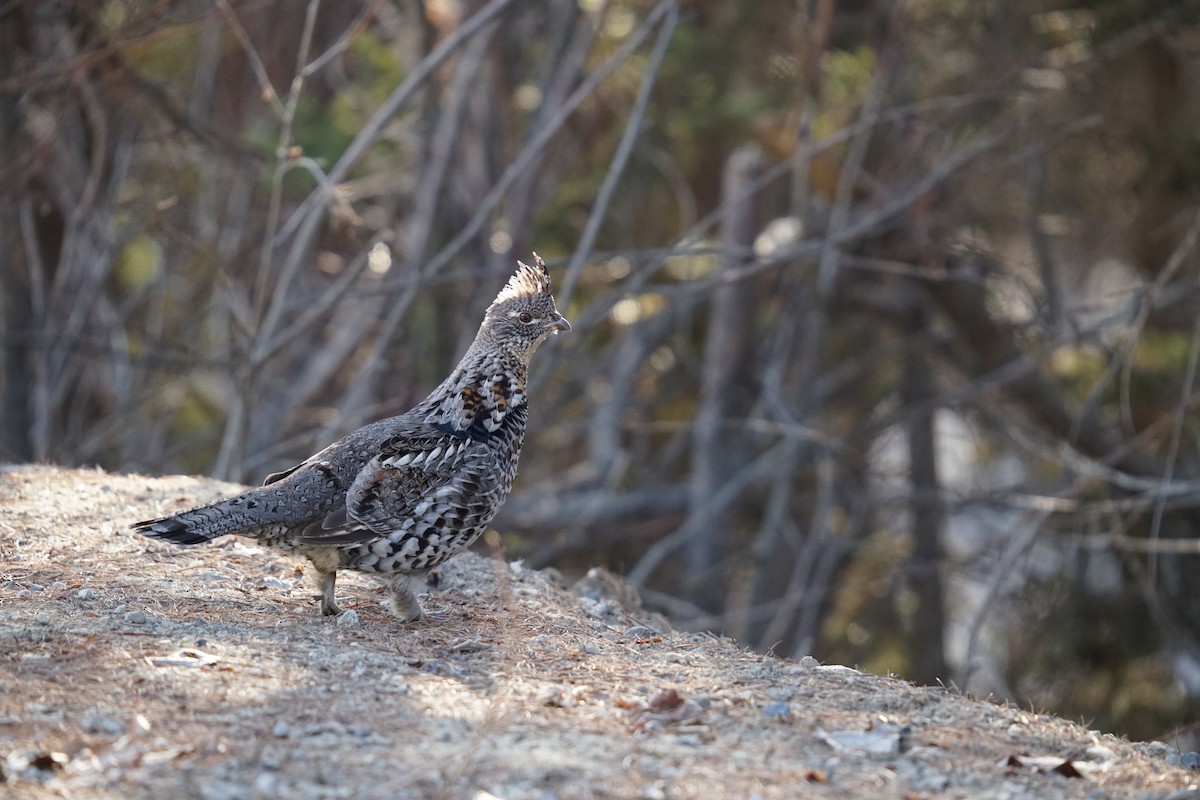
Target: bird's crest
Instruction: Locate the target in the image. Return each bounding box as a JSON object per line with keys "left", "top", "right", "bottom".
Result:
{"left": 490, "top": 253, "right": 552, "bottom": 308}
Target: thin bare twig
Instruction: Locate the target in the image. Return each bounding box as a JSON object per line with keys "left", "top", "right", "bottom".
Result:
{"left": 420, "top": 0, "right": 677, "bottom": 280}
{"left": 1146, "top": 307, "right": 1200, "bottom": 580}
{"left": 560, "top": 0, "right": 680, "bottom": 307}
{"left": 213, "top": 0, "right": 287, "bottom": 115}
{"left": 274, "top": 0, "right": 519, "bottom": 246}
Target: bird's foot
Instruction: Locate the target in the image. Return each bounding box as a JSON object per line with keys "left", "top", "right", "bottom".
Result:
{"left": 316, "top": 595, "right": 344, "bottom": 617}
{"left": 388, "top": 593, "right": 426, "bottom": 623}
{"left": 386, "top": 573, "right": 429, "bottom": 622}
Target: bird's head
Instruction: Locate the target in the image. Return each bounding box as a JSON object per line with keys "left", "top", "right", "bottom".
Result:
{"left": 482, "top": 253, "right": 570, "bottom": 358}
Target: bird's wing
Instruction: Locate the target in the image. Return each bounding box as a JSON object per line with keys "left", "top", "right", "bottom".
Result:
{"left": 262, "top": 462, "right": 303, "bottom": 486}
{"left": 298, "top": 422, "right": 493, "bottom": 544}
{"left": 260, "top": 456, "right": 383, "bottom": 546}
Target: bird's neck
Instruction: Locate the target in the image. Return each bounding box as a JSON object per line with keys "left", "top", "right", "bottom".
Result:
{"left": 422, "top": 345, "right": 529, "bottom": 437}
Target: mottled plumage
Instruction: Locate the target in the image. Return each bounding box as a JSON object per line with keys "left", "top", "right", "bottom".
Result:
{"left": 134, "top": 255, "right": 569, "bottom": 620}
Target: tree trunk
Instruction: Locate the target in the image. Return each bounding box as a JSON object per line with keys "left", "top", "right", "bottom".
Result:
{"left": 682, "top": 145, "right": 764, "bottom": 613}
{"left": 903, "top": 301, "right": 948, "bottom": 684}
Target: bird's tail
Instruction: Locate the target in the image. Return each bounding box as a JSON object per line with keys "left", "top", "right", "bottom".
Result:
{"left": 133, "top": 497, "right": 275, "bottom": 546}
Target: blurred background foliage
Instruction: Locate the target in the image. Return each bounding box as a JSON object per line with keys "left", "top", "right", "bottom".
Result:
{"left": 3, "top": 0, "right": 1200, "bottom": 744}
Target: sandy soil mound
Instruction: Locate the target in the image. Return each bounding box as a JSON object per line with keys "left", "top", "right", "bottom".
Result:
{"left": 1, "top": 464, "right": 1197, "bottom": 799}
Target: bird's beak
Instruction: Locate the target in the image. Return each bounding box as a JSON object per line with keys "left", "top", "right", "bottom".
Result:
{"left": 549, "top": 314, "right": 571, "bottom": 334}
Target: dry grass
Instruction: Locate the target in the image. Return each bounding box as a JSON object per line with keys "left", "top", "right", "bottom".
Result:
{"left": 1, "top": 465, "right": 1196, "bottom": 799}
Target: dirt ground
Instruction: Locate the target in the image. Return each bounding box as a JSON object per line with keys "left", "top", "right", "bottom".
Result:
{"left": 1, "top": 464, "right": 1198, "bottom": 799}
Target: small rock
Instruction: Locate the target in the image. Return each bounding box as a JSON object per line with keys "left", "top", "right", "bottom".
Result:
{"left": 198, "top": 778, "right": 245, "bottom": 800}
{"left": 1143, "top": 741, "right": 1173, "bottom": 759}
{"left": 763, "top": 701, "right": 791, "bottom": 720}
{"left": 625, "top": 625, "right": 658, "bottom": 639}
{"left": 272, "top": 721, "right": 291, "bottom": 738}
{"left": 641, "top": 781, "right": 668, "bottom": 800}
{"left": 1166, "top": 751, "right": 1200, "bottom": 771}
{"left": 124, "top": 609, "right": 148, "bottom": 625}
{"left": 16, "top": 589, "right": 33, "bottom": 600}
{"left": 1086, "top": 744, "right": 1118, "bottom": 763}
{"left": 539, "top": 566, "right": 566, "bottom": 587}
{"left": 26, "top": 583, "right": 44, "bottom": 592}
{"left": 814, "top": 664, "right": 860, "bottom": 675}
{"left": 579, "top": 596, "right": 621, "bottom": 621}
{"left": 254, "top": 773, "right": 278, "bottom": 796}
{"left": 579, "top": 642, "right": 600, "bottom": 655}
{"left": 260, "top": 577, "right": 292, "bottom": 590}
{"left": 77, "top": 588, "right": 95, "bottom": 600}
{"left": 49, "top": 582, "right": 67, "bottom": 591}
{"left": 81, "top": 713, "right": 125, "bottom": 736}
{"left": 906, "top": 764, "right": 950, "bottom": 793}
{"left": 693, "top": 694, "right": 712, "bottom": 709}
{"left": 33, "top": 613, "right": 50, "bottom": 625}
{"left": 799, "top": 655, "right": 820, "bottom": 669}
{"left": 336, "top": 610, "right": 360, "bottom": 628}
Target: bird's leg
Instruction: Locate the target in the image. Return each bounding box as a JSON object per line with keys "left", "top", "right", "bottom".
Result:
{"left": 313, "top": 568, "right": 342, "bottom": 616}
{"left": 306, "top": 548, "right": 343, "bottom": 616}
{"left": 386, "top": 573, "right": 426, "bottom": 622}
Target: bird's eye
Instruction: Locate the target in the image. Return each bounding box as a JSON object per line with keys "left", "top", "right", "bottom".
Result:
{"left": 518, "top": 312, "right": 533, "bottom": 324}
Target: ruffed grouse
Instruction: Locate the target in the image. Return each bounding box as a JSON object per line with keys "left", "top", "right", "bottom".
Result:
{"left": 134, "top": 255, "right": 569, "bottom": 620}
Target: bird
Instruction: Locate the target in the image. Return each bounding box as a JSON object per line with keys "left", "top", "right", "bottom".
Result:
{"left": 134, "top": 254, "right": 569, "bottom": 621}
